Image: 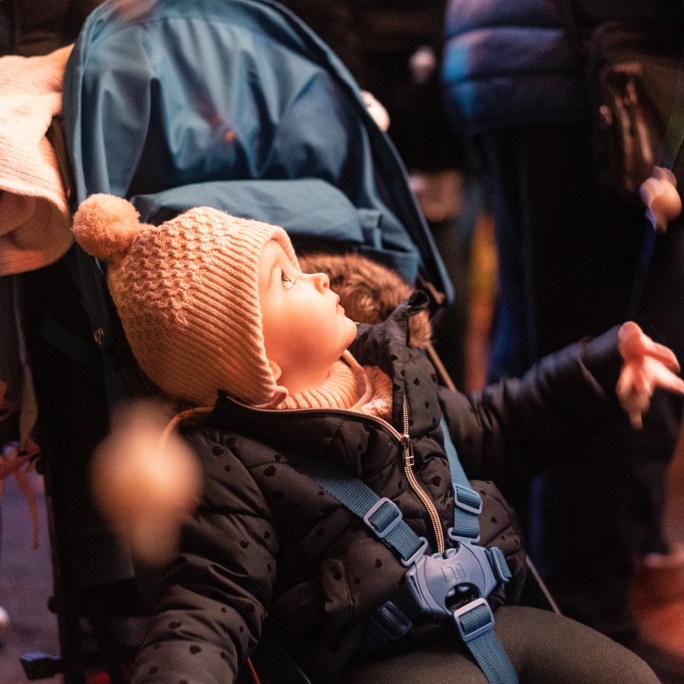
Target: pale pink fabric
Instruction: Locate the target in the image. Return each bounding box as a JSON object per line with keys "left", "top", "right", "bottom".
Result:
{"left": 0, "top": 45, "right": 72, "bottom": 275}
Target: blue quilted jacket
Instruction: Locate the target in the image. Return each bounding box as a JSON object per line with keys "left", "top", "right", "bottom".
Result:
{"left": 442, "top": 0, "right": 682, "bottom": 135}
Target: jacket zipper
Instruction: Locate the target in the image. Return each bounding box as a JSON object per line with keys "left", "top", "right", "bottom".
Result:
{"left": 234, "top": 395, "right": 446, "bottom": 554}
{"left": 401, "top": 394, "right": 445, "bottom": 555}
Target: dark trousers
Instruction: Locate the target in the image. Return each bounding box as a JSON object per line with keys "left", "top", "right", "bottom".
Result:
{"left": 339, "top": 606, "right": 660, "bottom": 683}
{"left": 475, "top": 122, "right": 684, "bottom": 638}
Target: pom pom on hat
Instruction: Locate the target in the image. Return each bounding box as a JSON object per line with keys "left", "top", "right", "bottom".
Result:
{"left": 72, "top": 193, "right": 144, "bottom": 260}
{"left": 71, "top": 194, "right": 298, "bottom": 407}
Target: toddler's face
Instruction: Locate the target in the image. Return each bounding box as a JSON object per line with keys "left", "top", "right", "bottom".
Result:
{"left": 258, "top": 240, "right": 358, "bottom": 393}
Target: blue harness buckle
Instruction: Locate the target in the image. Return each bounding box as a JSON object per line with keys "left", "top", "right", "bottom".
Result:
{"left": 404, "top": 543, "right": 500, "bottom": 617}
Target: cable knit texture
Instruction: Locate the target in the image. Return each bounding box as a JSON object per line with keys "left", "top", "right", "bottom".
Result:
{"left": 0, "top": 44, "right": 73, "bottom": 275}
{"left": 72, "top": 194, "right": 299, "bottom": 407}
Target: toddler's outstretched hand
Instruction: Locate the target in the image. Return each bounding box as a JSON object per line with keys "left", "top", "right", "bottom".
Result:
{"left": 616, "top": 322, "right": 684, "bottom": 428}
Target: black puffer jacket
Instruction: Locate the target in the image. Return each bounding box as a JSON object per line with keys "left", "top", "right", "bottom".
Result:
{"left": 442, "top": 0, "right": 684, "bottom": 135}
{"left": 132, "top": 297, "right": 625, "bottom": 684}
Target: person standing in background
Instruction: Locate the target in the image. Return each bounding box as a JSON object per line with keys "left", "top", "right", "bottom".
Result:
{"left": 442, "top": 0, "right": 684, "bottom": 677}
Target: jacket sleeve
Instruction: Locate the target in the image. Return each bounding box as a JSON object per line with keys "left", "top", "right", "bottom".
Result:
{"left": 439, "top": 326, "right": 626, "bottom": 495}
{"left": 131, "top": 430, "right": 278, "bottom": 684}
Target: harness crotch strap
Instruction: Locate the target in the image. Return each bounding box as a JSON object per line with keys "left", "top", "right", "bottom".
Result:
{"left": 294, "top": 417, "right": 517, "bottom": 684}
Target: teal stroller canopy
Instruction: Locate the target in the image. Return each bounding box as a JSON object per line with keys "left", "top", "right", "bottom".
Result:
{"left": 63, "top": 0, "right": 453, "bottom": 300}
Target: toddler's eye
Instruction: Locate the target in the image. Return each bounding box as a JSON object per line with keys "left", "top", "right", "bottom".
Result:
{"left": 281, "top": 273, "right": 295, "bottom": 290}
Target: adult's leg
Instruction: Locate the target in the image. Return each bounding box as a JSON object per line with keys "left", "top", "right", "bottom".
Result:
{"left": 474, "top": 130, "right": 533, "bottom": 382}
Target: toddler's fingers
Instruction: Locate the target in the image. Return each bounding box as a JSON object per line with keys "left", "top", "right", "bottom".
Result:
{"left": 618, "top": 322, "right": 680, "bottom": 371}
{"left": 618, "top": 322, "right": 644, "bottom": 359}
{"left": 628, "top": 411, "right": 644, "bottom": 430}
{"left": 645, "top": 341, "right": 681, "bottom": 372}
{"left": 616, "top": 365, "right": 646, "bottom": 397}
{"left": 619, "top": 390, "right": 650, "bottom": 429}
{"left": 651, "top": 365, "right": 684, "bottom": 395}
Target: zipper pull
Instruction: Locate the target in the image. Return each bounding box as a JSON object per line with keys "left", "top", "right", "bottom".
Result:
{"left": 402, "top": 433, "right": 415, "bottom": 467}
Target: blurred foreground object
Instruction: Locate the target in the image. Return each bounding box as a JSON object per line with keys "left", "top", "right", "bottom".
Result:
{"left": 630, "top": 542, "right": 684, "bottom": 660}
{"left": 640, "top": 167, "right": 682, "bottom": 233}
{"left": 360, "top": 90, "right": 390, "bottom": 132}
{"left": 0, "top": 604, "right": 9, "bottom": 641}
{"left": 91, "top": 401, "right": 202, "bottom": 566}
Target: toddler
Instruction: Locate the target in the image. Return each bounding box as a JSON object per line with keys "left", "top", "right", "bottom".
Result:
{"left": 71, "top": 193, "right": 684, "bottom": 684}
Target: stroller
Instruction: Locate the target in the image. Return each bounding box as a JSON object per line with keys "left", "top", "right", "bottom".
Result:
{"left": 18, "top": 0, "right": 553, "bottom": 681}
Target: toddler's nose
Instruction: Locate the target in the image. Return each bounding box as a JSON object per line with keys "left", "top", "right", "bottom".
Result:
{"left": 311, "top": 271, "right": 330, "bottom": 292}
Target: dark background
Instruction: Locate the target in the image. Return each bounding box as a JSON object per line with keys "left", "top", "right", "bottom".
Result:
{"left": 0, "top": 472, "right": 61, "bottom": 684}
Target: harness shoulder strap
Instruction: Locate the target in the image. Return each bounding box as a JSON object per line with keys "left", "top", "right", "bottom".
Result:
{"left": 295, "top": 456, "right": 427, "bottom": 565}
{"left": 441, "top": 415, "right": 482, "bottom": 542}
{"left": 290, "top": 418, "right": 517, "bottom": 684}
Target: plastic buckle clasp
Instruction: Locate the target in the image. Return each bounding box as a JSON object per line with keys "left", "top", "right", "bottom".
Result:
{"left": 452, "top": 598, "right": 495, "bottom": 643}
{"left": 404, "top": 544, "right": 499, "bottom": 616}
{"left": 363, "top": 497, "right": 403, "bottom": 539}
{"left": 449, "top": 484, "right": 483, "bottom": 543}
{"left": 453, "top": 483, "right": 483, "bottom": 516}
{"left": 401, "top": 536, "right": 429, "bottom": 567}
{"left": 487, "top": 547, "right": 512, "bottom": 585}
{"left": 371, "top": 601, "right": 413, "bottom": 641}
{"left": 448, "top": 526, "right": 480, "bottom": 543}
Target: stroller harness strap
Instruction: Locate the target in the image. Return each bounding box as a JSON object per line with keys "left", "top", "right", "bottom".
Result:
{"left": 293, "top": 418, "right": 517, "bottom": 684}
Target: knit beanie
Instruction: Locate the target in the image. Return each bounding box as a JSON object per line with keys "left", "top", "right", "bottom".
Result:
{"left": 71, "top": 194, "right": 299, "bottom": 407}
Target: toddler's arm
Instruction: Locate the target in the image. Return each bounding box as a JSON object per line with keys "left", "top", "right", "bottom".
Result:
{"left": 616, "top": 321, "right": 684, "bottom": 428}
